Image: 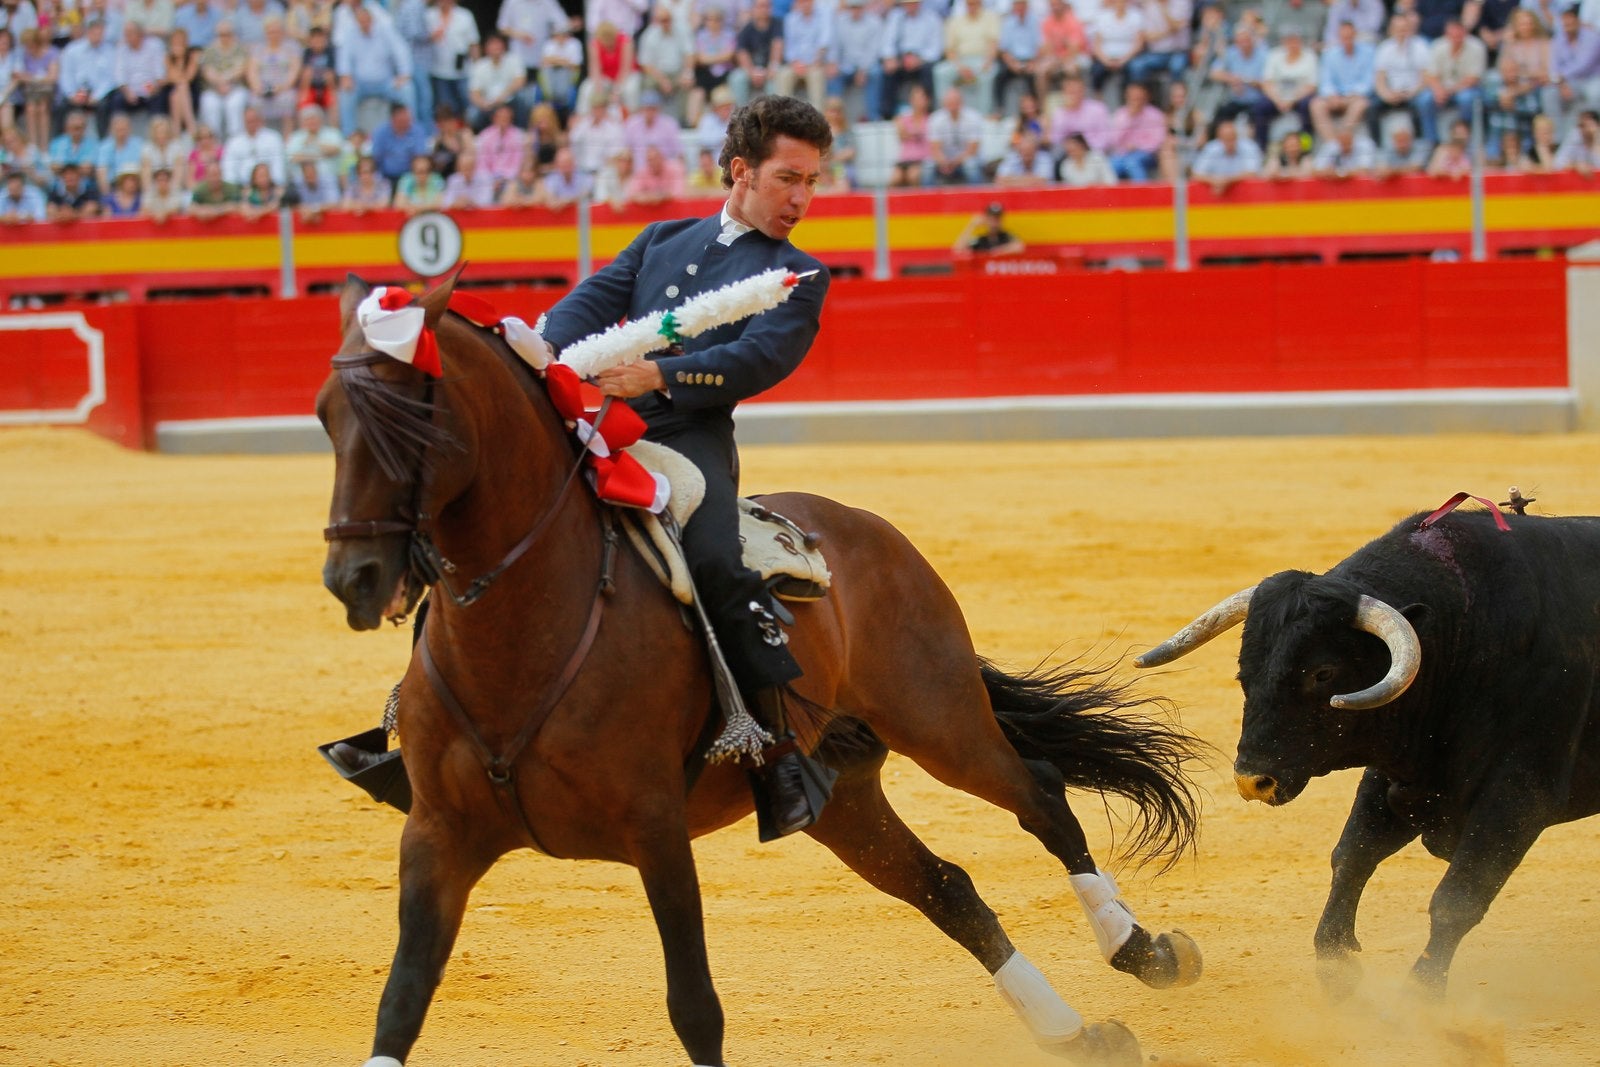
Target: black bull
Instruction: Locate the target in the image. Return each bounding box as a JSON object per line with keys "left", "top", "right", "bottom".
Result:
{"left": 1139, "top": 509, "right": 1600, "bottom": 994}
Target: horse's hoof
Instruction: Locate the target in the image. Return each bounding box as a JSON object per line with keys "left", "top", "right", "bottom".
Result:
{"left": 1045, "top": 1020, "right": 1143, "bottom": 1066}
{"left": 1112, "top": 926, "right": 1203, "bottom": 990}
{"left": 1316, "top": 953, "right": 1363, "bottom": 1002}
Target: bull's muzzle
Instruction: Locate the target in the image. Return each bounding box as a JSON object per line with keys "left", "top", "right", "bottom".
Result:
{"left": 1234, "top": 772, "right": 1279, "bottom": 804}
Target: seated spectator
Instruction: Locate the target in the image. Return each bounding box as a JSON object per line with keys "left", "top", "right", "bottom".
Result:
{"left": 498, "top": 158, "right": 543, "bottom": 206}
{"left": 1048, "top": 72, "right": 1111, "bottom": 153}
{"left": 694, "top": 84, "right": 735, "bottom": 159}
{"left": 568, "top": 84, "right": 626, "bottom": 175}
{"left": 1211, "top": 25, "right": 1271, "bottom": 147}
{"left": 425, "top": 0, "right": 479, "bottom": 122}
{"left": 284, "top": 0, "right": 333, "bottom": 48}
{"left": 289, "top": 155, "right": 340, "bottom": 217}
{"left": 995, "top": 129, "right": 1055, "bottom": 184}
{"left": 1323, "top": 0, "right": 1384, "bottom": 46}
{"left": 1312, "top": 21, "right": 1375, "bottom": 143}
{"left": 1187, "top": 3, "right": 1228, "bottom": 118}
{"left": 528, "top": 101, "right": 564, "bottom": 168}
{"left": 1523, "top": 111, "right": 1559, "bottom": 171}
{"left": 637, "top": 4, "right": 694, "bottom": 120}
{"left": 1556, "top": 108, "right": 1600, "bottom": 173}
{"left": 143, "top": 163, "right": 188, "bottom": 219}
{"left": 730, "top": 0, "right": 788, "bottom": 105}
{"left": 936, "top": 0, "right": 1000, "bottom": 113}
{"left": 175, "top": 0, "right": 224, "bottom": 50}
{"left": 1428, "top": 117, "right": 1474, "bottom": 175}
{"left": 1035, "top": 0, "right": 1089, "bottom": 103}
{"left": 222, "top": 105, "right": 286, "bottom": 184}
{"left": 187, "top": 123, "right": 223, "bottom": 184}
{"left": 440, "top": 148, "right": 494, "bottom": 207}
{"left": 429, "top": 104, "right": 475, "bottom": 178}
{"left": 341, "top": 153, "right": 391, "bottom": 212}
{"left": 159, "top": 27, "right": 200, "bottom": 139}
{"left": 199, "top": 21, "right": 252, "bottom": 137}
{"left": 1058, "top": 129, "right": 1116, "bottom": 183}
{"left": 47, "top": 160, "right": 100, "bottom": 219}
{"left": 18, "top": 27, "right": 58, "bottom": 152}
{"left": 952, "top": 201, "right": 1024, "bottom": 256}
{"left": 624, "top": 87, "right": 683, "bottom": 167}
{"left": 239, "top": 159, "right": 282, "bottom": 217}
{"left": 1313, "top": 124, "right": 1378, "bottom": 178}
{"left": 1260, "top": 28, "right": 1316, "bottom": 147}
{"left": 1129, "top": 0, "right": 1192, "bottom": 91}
{"left": 1492, "top": 9, "right": 1557, "bottom": 154}
{"left": 880, "top": 0, "right": 942, "bottom": 122}
{"left": 890, "top": 82, "right": 932, "bottom": 186}
{"left": 1372, "top": 12, "right": 1430, "bottom": 147}
{"left": 140, "top": 116, "right": 186, "bottom": 188}
{"left": 0, "top": 126, "right": 49, "bottom": 186}
{"left": 335, "top": 4, "right": 412, "bottom": 137}
{"left": 48, "top": 109, "right": 99, "bottom": 172}
{"left": 1261, "top": 0, "right": 1326, "bottom": 48}
{"left": 689, "top": 7, "right": 737, "bottom": 123}
{"left": 1378, "top": 120, "right": 1430, "bottom": 175}
{"left": 829, "top": 0, "right": 882, "bottom": 125}
{"left": 994, "top": 0, "right": 1042, "bottom": 116}
{"left": 1106, "top": 79, "right": 1167, "bottom": 179}
{"left": 1423, "top": 20, "right": 1486, "bottom": 148}
{"left": 822, "top": 95, "right": 856, "bottom": 189}
{"left": 1088, "top": 0, "right": 1146, "bottom": 98}
{"left": 286, "top": 103, "right": 341, "bottom": 185}
{"left": 111, "top": 20, "right": 164, "bottom": 119}
{"left": 925, "top": 85, "right": 983, "bottom": 184}
{"left": 56, "top": 17, "right": 116, "bottom": 136}
{"left": 248, "top": 15, "right": 300, "bottom": 133}
{"left": 1012, "top": 91, "right": 1046, "bottom": 147}
{"left": 687, "top": 144, "right": 722, "bottom": 191}
{"left": 583, "top": 20, "right": 636, "bottom": 113}
{"left": 592, "top": 146, "right": 633, "bottom": 207}
{"left": 541, "top": 144, "right": 591, "bottom": 207}
{"left": 104, "top": 163, "right": 142, "bottom": 215}
{"left": 539, "top": 20, "right": 582, "bottom": 116}
{"left": 393, "top": 151, "right": 443, "bottom": 212}
{"left": 466, "top": 32, "right": 525, "bottom": 129}
{"left": 1264, "top": 129, "right": 1314, "bottom": 177}
{"left": 1191, "top": 115, "right": 1264, "bottom": 190}
{"left": 1552, "top": 7, "right": 1600, "bottom": 129}
{"left": 625, "top": 142, "right": 685, "bottom": 204}
{"left": 95, "top": 112, "right": 142, "bottom": 191}
{"left": 472, "top": 104, "right": 523, "bottom": 194}
{"left": 0, "top": 165, "right": 46, "bottom": 222}
{"left": 234, "top": 0, "right": 286, "bottom": 48}
{"left": 370, "top": 101, "right": 429, "bottom": 185}
{"left": 299, "top": 24, "right": 337, "bottom": 116}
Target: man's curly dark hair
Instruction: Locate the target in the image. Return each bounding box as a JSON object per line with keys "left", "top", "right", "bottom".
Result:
{"left": 717, "top": 95, "right": 833, "bottom": 189}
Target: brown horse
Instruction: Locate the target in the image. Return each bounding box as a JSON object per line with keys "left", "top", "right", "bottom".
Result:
{"left": 318, "top": 273, "right": 1206, "bottom": 1067}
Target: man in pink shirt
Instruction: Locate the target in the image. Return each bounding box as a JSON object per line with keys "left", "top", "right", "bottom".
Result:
{"left": 624, "top": 143, "right": 686, "bottom": 203}
{"left": 474, "top": 102, "right": 528, "bottom": 186}
{"left": 624, "top": 88, "right": 684, "bottom": 168}
{"left": 1037, "top": 0, "right": 1088, "bottom": 98}
{"left": 1105, "top": 80, "right": 1166, "bottom": 179}
{"left": 1048, "top": 72, "right": 1111, "bottom": 152}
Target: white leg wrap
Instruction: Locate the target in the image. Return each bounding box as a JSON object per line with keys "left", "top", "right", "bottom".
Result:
{"left": 362, "top": 1058, "right": 404, "bottom": 1067}
{"left": 1069, "top": 868, "right": 1137, "bottom": 963}
{"left": 993, "top": 950, "right": 1084, "bottom": 1047}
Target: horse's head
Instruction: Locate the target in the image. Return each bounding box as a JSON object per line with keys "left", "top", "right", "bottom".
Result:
{"left": 317, "top": 271, "right": 476, "bottom": 630}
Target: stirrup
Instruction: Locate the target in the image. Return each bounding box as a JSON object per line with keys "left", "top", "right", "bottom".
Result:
{"left": 318, "top": 728, "right": 412, "bottom": 814}
{"left": 748, "top": 735, "right": 838, "bottom": 842}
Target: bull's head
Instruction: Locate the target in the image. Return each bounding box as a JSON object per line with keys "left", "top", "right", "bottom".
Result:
{"left": 1137, "top": 572, "right": 1423, "bottom": 805}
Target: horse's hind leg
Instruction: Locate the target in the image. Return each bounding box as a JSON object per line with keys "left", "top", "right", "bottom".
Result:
{"left": 804, "top": 750, "right": 1141, "bottom": 1066}
{"left": 365, "top": 816, "right": 493, "bottom": 1066}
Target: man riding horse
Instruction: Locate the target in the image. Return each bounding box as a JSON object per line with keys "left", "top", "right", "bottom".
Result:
{"left": 331, "top": 94, "right": 837, "bottom": 841}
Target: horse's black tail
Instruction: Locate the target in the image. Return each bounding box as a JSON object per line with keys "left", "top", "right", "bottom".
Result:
{"left": 982, "top": 655, "right": 1208, "bottom": 871}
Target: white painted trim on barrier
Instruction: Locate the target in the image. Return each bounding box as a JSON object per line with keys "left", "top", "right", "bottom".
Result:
{"left": 1568, "top": 265, "right": 1600, "bottom": 431}
{"left": 0, "top": 312, "right": 106, "bottom": 425}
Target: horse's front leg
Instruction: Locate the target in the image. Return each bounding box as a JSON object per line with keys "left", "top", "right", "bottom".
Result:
{"left": 1313, "top": 768, "right": 1418, "bottom": 999}
{"left": 629, "top": 802, "right": 724, "bottom": 1067}
{"left": 365, "top": 813, "right": 493, "bottom": 1067}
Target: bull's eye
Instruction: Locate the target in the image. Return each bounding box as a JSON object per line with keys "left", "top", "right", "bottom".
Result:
{"left": 1306, "top": 665, "right": 1338, "bottom": 688}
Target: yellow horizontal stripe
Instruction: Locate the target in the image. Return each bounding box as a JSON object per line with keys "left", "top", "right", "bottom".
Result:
{"left": 295, "top": 230, "right": 402, "bottom": 268}
{"left": 0, "top": 233, "right": 283, "bottom": 277}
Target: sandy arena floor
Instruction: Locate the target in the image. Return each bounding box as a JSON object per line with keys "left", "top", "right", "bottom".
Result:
{"left": 4, "top": 426, "right": 1600, "bottom": 1067}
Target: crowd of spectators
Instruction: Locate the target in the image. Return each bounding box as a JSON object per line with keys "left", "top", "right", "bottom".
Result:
{"left": 3, "top": 0, "right": 1600, "bottom": 226}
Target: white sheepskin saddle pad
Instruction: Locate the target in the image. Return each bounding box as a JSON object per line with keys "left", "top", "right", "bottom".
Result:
{"left": 621, "top": 439, "right": 832, "bottom": 606}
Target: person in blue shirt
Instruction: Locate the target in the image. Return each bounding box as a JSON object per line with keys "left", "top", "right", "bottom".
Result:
{"left": 48, "top": 108, "right": 99, "bottom": 171}
{"left": 0, "top": 167, "right": 47, "bottom": 222}
{"left": 1311, "top": 20, "right": 1375, "bottom": 140}
{"left": 369, "top": 100, "right": 429, "bottom": 184}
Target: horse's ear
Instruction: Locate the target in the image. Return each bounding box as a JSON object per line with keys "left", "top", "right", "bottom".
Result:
{"left": 419, "top": 264, "right": 468, "bottom": 329}
{"left": 339, "top": 273, "right": 371, "bottom": 334}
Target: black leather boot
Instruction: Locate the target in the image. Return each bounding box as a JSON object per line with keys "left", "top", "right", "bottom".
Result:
{"left": 746, "top": 687, "right": 837, "bottom": 842}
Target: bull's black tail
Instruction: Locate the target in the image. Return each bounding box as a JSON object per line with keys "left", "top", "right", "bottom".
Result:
{"left": 982, "top": 655, "right": 1207, "bottom": 870}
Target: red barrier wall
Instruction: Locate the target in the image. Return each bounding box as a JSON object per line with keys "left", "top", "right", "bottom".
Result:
{"left": 0, "top": 258, "right": 1569, "bottom": 449}
{"left": 0, "top": 307, "right": 144, "bottom": 447}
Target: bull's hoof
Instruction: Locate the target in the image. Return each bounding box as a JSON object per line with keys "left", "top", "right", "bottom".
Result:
{"left": 1315, "top": 953, "right": 1363, "bottom": 1002}
{"left": 1111, "top": 926, "right": 1203, "bottom": 990}
{"left": 1045, "top": 1020, "right": 1143, "bottom": 1066}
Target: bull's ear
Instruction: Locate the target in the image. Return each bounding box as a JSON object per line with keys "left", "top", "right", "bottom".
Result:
{"left": 339, "top": 273, "right": 371, "bottom": 335}
{"left": 1402, "top": 603, "right": 1433, "bottom": 633}
{"left": 419, "top": 263, "right": 468, "bottom": 329}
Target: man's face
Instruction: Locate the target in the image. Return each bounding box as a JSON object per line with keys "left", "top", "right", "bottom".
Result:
{"left": 1563, "top": 11, "right": 1580, "bottom": 36}
{"left": 1219, "top": 121, "right": 1237, "bottom": 147}
{"left": 66, "top": 116, "right": 86, "bottom": 141}
{"left": 1446, "top": 21, "right": 1465, "bottom": 45}
{"left": 62, "top": 167, "right": 82, "bottom": 190}
{"left": 1393, "top": 128, "right": 1412, "bottom": 152}
{"left": 86, "top": 22, "right": 104, "bottom": 45}
{"left": 393, "top": 107, "right": 412, "bottom": 132}
{"left": 1338, "top": 21, "right": 1355, "bottom": 49}
{"left": 729, "top": 133, "right": 822, "bottom": 242}
{"left": 1582, "top": 114, "right": 1600, "bottom": 139}
{"left": 5, "top": 175, "right": 24, "bottom": 199}
{"left": 243, "top": 109, "right": 262, "bottom": 134}
{"left": 1064, "top": 79, "right": 1083, "bottom": 105}
{"left": 487, "top": 35, "right": 505, "bottom": 56}
{"left": 1126, "top": 84, "right": 1148, "bottom": 110}
{"left": 942, "top": 88, "right": 962, "bottom": 114}
{"left": 124, "top": 23, "right": 142, "bottom": 47}
{"left": 303, "top": 108, "right": 322, "bottom": 132}
{"left": 111, "top": 115, "right": 130, "bottom": 140}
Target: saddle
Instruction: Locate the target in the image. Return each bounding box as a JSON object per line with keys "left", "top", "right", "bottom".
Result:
{"left": 619, "top": 439, "right": 832, "bottom": 607}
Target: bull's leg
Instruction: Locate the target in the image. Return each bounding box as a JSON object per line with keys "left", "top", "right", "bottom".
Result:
{"left": 1411, "top": 789, "right": 1547, "bottom": 995}
{"left": 367, "top": 815, "right": 493, "bottom": 1065}
{"left": 804, "top": 757, "right": 1142, "bottom": 1066}
{"left": 628, "top": 807, "right": 724, "bottom": 1067}
{"left": 1313, "top": 768, "right": 1419, "bottom": 999}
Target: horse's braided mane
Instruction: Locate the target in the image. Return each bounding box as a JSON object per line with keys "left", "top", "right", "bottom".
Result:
{"left": 336, "top": 356, "right": 459, "bottom": 484}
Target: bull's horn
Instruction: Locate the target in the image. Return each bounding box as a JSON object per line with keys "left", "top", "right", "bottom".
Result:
{"left": 1330, "top": 595, "right": 1420, "bottom": 710}
{"left": 1136, "top": 587, "right": 1257, "bottom": 668}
